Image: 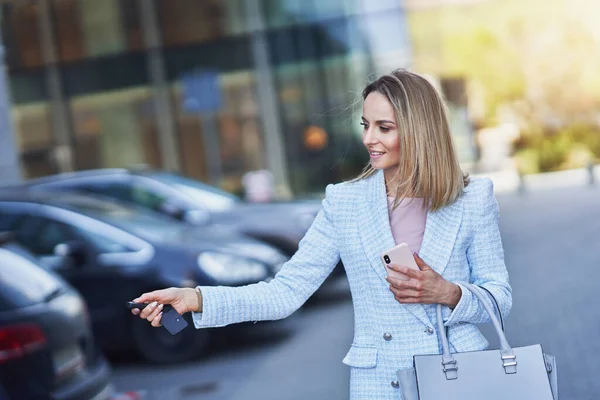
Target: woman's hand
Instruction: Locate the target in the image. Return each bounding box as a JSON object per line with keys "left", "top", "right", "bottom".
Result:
{"left": 131, "top": 287, "right": 201, "bottom": 327}
{"left": 386, "top": 253, "right": 462, "bottom": 308}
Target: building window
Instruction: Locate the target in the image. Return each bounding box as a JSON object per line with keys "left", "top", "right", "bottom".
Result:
{"left": 156, "top": 0, "right": 225, "bottom": 47}
{"left": 70, "top": 87, "right": 162, "bottom": 170}
{"left": 171, "top": 70, "right": 264, "bottom": 194}
{"left": 1, "top": 1, "right": 44, "bottom": 70}
{"left": 51, "top": 0, "right": 142, "bottom": 63}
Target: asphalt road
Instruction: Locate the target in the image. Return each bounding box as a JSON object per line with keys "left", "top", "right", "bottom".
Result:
{"left": 111, "top": 185, "right": 600, "bottom": 400}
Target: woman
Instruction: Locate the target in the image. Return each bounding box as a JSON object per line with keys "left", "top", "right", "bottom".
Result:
{"left": 132, "top": 69, "right": 512, "bottom": 400}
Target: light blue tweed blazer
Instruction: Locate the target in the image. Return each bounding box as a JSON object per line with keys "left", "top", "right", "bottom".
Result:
{"left": 193, "top": 169, "right": 512, "bottom": 400}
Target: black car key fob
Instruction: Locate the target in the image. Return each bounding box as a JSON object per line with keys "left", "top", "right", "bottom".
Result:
{"left": 126, "top": 302, "right": 188, "bottom": 335}
{"left": 126, "top": 302, "right": 149, "bottom": 310}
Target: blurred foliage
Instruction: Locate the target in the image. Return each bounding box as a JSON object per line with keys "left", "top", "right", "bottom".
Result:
{"left": 408, "top": 0, "right": 600, "bottom": 173}
{"left": 514, "top": 124, "right": 600, "bottom": 174}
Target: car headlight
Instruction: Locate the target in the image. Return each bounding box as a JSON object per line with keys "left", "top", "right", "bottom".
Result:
{"left": 197, "top": 252, "right": 268, "bottom": 284}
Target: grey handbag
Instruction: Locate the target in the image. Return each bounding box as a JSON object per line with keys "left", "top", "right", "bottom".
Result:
{"left": 397, "top": 283, "right": 558, "bottom": 400}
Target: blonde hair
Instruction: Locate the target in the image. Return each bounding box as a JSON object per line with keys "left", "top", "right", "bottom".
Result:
{"left": 354, "top": 69, "right": 469, "bottom": 212}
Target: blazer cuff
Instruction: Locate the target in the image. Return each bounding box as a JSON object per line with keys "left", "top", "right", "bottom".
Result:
{"left": 443, "top": 282, "right": 473, "bottom": 327}
{"left": 191, "top": 285, "right": 230, "bottom": 329}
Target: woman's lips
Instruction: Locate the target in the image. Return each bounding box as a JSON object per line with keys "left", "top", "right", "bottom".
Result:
{"left": 369, "top": 150, "right": 385, "bottom": 159}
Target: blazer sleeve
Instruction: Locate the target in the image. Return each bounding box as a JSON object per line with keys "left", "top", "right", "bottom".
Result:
{"left": 443, "top": 179, "right": 512, "bottom": 327}
{"left": 192, "top": 184, "right": 341, "bottom": 328}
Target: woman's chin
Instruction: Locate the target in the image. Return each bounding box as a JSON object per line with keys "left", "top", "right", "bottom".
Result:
{"left": 369, "top": 160, "right": 385, "bottom": 170}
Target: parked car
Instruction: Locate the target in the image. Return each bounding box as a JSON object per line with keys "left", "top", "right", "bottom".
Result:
{"left": 0, "top": 191, "right": 289, "bottom": 364}
{"left": 18, "top": 168, "right": 325, "bottom": 258}
{"left": 0, "top": 232, "right": 113, "bottom": 400}
{"left": 15, "top": 168, "right": 346, "bottom": 292}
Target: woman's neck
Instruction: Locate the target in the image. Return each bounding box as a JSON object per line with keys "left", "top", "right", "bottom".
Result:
{"left": 385, "top": 168, "right": 415, "bottom": 197}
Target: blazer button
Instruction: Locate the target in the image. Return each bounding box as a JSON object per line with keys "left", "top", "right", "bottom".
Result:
{"left": 391, "top": 380, "right": 400, "bottom": 388}
{"left": 426, "top": 327, "right": 434, "bottom": 335}
{"left": 383, "top": 332, "right": 392, "bottom": 341}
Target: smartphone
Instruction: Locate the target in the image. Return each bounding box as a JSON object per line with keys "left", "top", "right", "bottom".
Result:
{"left": 380, "top": 243, "right": 419, "bottom": 281}
{"left": 126, "top": 302, "right": 188, "bottom": 335}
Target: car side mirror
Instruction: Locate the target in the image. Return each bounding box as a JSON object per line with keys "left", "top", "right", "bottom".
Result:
{"left": 183, "top": 209, "right": 211, "bottom": 225}
{"left": 54, "top": 241, "right": 87, "bottom": 266}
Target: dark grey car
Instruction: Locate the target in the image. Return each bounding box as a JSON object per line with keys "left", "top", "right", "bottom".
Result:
{"left": 14, "top": 168, "right": 346, "bottom": 289}
{"left": 0, "top": 191, "right": 289, "bottom": 364}
{"left": 0, "top": 234, "right": 113, "bottom": 400}
{"left": 18, "top": 168, "right": 325, "bottom": 257}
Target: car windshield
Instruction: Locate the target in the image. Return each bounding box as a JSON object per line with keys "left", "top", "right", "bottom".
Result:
{"left": 56, "top": 196, "right": 187, "bottom": 242}
{"left": 149, "top": 172, "right": 239, "bottom": 212}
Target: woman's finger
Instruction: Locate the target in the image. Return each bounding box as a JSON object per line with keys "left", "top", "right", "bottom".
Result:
{"left": 387, "top": 276, "right": 421, "bottom": 291}
{"left": 133, "top": 290, "right": 163, "bottom": 305}
{"left": 413, "top": 253, "right": 433, "bottom": 271}
{"left": 396, "top": 297, "right": 421, "bottom": 304}
{"left": 396, "top": 266, "right": 422, "bottom": 279}
{"left": 390, "top": 286, "right": 420, "bottom": 299}
{"left": 151, "top": 312, "right": 163, "bottom": 327}
{"left": 145, "top": 303, "right": 164, "bottom": 322}
{"left": 387, "top": 264, "right": 422, "bottom": 280}
{"left": 139, "top": 301, "right": 159, "bottom": 319}
{"left": 131, "top": 308, "right": 140, "bottom": 316}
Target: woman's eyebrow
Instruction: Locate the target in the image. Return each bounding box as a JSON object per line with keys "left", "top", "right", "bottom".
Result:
{"left": 361, "top": 117, "right": 395, "bottom": 125}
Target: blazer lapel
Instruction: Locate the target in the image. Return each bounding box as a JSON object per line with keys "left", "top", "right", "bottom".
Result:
{"left": 417, "top": 193, "right": 463, "bottom": 277}
{"left": 358, "top": 170, "right": 395, "bottom": 284}
{"left": 358, "top": 170, "right": 431, "bottom": 328}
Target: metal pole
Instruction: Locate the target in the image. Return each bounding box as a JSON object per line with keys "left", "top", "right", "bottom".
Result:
{"left": 0, "top": 28, "right": 22, "bottom": 185}
{"left": 243, "top": 0, "right": 292, "bottom": 199}
{"left": 199, "top": 112, "right": 222, "bottom": 186}
{"left": 38, "top": 0, "right": 74, "bottom": 173}
{"left": 140, "top": 0, "right": 181, "bottom": 172}
{"left": 587, "top": 161, "right": 595, "bottom": 185}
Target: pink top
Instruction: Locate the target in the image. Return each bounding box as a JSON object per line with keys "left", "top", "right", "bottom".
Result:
{"left": 386, "top": 197, "right": 427, "bottom": 253}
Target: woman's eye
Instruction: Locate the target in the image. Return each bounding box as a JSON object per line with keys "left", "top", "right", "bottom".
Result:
{"left": 360, "top": 122, "right": 368, "bottom": 129}
{"left": 380, "top": 126, "right": 390, "bottom": 132}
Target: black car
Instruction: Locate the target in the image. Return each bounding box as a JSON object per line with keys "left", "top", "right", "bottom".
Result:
{"left": 18, "top": 168, "right": 324, "bottom": 257}
{"left": 0, "top": 233, "right": 112, "bottom": 400}
{"left": 0, "top": 191, "right": 289, "bottom": 364}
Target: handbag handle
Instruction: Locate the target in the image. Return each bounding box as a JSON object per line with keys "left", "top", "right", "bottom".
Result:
{"left": 436, "top": 283, "right": 516, "bottom": 380}
{"left": 443, "top": 286, "right": 505, "bottom": 334}
{"left": 478, "top": 285, "right": 505, "bottom": 332}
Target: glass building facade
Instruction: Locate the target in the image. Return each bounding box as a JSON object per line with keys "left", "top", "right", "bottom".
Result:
{"left": 1, "top": 0, "right": 413, "bottom": 196}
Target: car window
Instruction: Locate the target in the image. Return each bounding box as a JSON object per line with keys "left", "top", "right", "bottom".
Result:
{"left": 82, "top": 180, "right": 170, "bottom": 213}
{"left": 16, "top": 213, "right": 134, "bottom": 255}
{"left": 15, "top": 216, "right": 79, "bottom": 256}
{"left": 71, "top": 226, "right": 131, "bottom": 253}
{"left": 149, "top": 172, "right": 238, "bottom": 212}
{"left": 0, "top": 209, "right": 29, "bottom": 231}
{"left": 83, "top": 182, "right": 134, "bottom": 203}
{"left": 130, "top": 184, "right": 169, "bottom": 212}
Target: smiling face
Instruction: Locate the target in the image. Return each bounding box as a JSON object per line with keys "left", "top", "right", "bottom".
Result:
{"left": 356, "top": 69, "right": 467, "bottom": 211}
{"left": 361, "top": 91, "right": 401, "bottom": 183}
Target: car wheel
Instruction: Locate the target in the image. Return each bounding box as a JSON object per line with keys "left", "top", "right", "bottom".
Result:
{"left": 131, "top": 314, "right": 209, "bottom": 364}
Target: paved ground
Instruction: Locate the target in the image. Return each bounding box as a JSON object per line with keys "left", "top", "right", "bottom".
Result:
{"left": 491, "top": 185, "right": 600, "bottom": 399}
{"left": 111, "top": 185, "right": 600, "bottom": 399}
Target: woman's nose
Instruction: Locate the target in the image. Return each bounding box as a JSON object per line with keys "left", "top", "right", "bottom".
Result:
{"left": 362, "top": 127, "right": 377, "bottom": 146}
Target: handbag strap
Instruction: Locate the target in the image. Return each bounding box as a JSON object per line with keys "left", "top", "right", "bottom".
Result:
{"left": 436, "top": 283, "right": 516, "bottom": 380}
{"left": 443, "top": 285, "right": 505, "bottom": 338}
{"left": 478, "top": 285, "right": 505, "bottom": 332}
